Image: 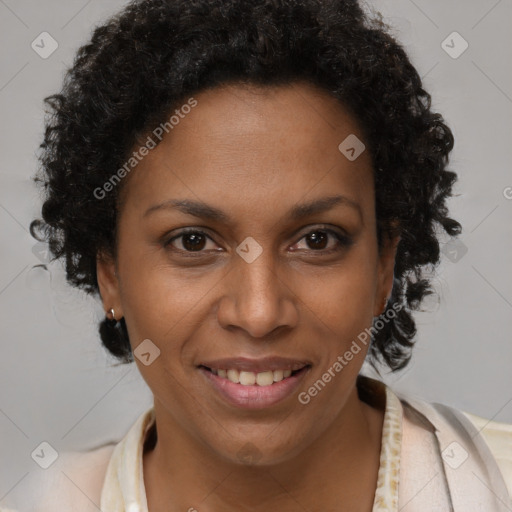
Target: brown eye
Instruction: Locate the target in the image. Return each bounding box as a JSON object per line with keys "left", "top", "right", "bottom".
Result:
{"left": 180, "top": 232, "right": 207, "bottom": 251}
{"left": 305, "top": 231, "right": 329, "bottom": 250}
{"left": 165, "top": 230, "right": 216, "bottom": 252}
{"left": 292, "top": 228, "right": 352, "bottom": 254}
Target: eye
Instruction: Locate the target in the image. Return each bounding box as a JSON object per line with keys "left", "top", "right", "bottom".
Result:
{"left": 291, "top": 227, "right": 352, "bottom": 254}
{"left": 165, "top": 229, "right": 218, "bottom": 253}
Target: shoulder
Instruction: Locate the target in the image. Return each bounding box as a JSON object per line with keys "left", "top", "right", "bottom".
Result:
{"left": 393, "top": 386, "right": 512, "bottom": 500}
{"left": 462, "top": 410, "right": 512, "bottom": 497}
{"left": 2, "top": 443, "right": 116, "bottom": 512}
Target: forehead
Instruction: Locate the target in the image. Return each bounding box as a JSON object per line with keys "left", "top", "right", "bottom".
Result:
{"left": 119, "top": 81, "right": 374, "bottom": 225}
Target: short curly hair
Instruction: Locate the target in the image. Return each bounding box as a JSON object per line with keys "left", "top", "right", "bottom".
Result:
{"left": 30, "top": 0, "right": 461, "bottom": 372}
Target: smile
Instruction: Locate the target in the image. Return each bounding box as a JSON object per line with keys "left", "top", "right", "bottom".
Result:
{"left": 198, "top": 358, "right": 311, "bottom": 409}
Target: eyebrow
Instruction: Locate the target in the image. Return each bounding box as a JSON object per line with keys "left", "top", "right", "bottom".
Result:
{"left": 143, "top": 194, "right": 362, "bottom": 223}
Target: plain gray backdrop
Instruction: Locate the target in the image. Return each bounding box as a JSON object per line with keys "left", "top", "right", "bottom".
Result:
{"left": 1, "top": 0, "right": 511, "bottom": 506}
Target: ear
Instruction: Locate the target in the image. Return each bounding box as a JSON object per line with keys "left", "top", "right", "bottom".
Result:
{"left": 96, "top": 251, "right": 123, "bottom": 319}
{"left": 374, "top": 234, "right": 400, "bottom": 317}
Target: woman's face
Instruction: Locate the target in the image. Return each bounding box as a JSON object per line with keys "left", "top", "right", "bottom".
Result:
{"left": 98, "top": 81, "right": 397, "bottom": 465}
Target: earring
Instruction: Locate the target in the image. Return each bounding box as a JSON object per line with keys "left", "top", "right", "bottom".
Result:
{"left": 106, "top": 308, "right": 116, "bottom": 322}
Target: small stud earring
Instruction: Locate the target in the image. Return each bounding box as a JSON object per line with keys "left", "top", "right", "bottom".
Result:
{"left": 107, "top": 308, "right": 116, "bottom": 321}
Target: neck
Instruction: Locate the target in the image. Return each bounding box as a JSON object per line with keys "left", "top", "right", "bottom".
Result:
{"left": 143, "top": 383, "right": 384, "bottom": 512}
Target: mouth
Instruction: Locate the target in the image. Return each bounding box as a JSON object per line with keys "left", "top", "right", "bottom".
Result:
{"left": 197, "top": 358, "right": 311, "bottom": 409}
{"left": 199, "top": 365, "right": 309, "bottom": 386}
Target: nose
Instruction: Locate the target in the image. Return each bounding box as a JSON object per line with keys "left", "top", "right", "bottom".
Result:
{"left": 216, "top": 249, "right": 299, "bottom": 339}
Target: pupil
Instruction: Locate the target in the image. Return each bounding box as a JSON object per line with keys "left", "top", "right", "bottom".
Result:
{"left": 308, "top": 231, "right": 327, "bottom": 250}
{"left": 183, "top": 233, "right": 205, "bottom": 251}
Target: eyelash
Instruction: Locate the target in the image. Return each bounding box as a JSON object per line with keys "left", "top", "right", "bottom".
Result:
{"left": 163, "top": 226, "right": 353, "bottom": 256}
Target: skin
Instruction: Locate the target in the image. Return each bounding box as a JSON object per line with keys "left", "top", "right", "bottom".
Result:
{"left": 97, "top": 81, "right": 399, "bottom": 512}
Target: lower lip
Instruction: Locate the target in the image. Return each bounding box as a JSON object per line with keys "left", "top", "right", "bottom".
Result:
{"left": 199, "top": 366, "right": 310, "bottom": 409}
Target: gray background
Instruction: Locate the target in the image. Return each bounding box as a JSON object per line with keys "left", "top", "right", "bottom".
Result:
{"left": 1, "top": 0, "right": 511, "bottom": 506}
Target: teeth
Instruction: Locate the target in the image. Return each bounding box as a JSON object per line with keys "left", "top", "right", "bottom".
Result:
{"left": 210, "top": 367, "right": 303, "bottom": 386}
{"left": 256, "top": 371, "right": 274, "bottom": 386}
{"left": 273, "top": 370, "right": 284, "bottom": 382}
{"left": 227, "top": 369, "right": 240, "bottom": 383}
{"left": 239, "top": 371, "right": 256, "bottom": 385}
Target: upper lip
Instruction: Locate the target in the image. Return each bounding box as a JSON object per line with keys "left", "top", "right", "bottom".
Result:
{"left": 198, "top": 357, "right": 311, "bottom": 373}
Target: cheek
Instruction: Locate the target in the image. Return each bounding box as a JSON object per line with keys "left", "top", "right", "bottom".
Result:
{"left": 298, "top": 254, "right": 378, "bottom": 338}
{"left": 119, "top": 265, "right": 213, "bottom": 346}
{"left": 116, "top": 219, "right": 205, "bottom": 327}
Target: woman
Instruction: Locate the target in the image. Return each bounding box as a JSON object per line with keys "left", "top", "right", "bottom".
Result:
{"left": 3, "top": 0, "right": 511, "bottom": 511}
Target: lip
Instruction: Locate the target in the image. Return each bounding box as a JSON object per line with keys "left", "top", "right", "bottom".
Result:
{"left": 199, "top": 364, "right": 311, "bottom": 409}
{"left": 198, "top": 356, "right": 310, "bottom": 373}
